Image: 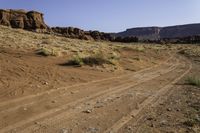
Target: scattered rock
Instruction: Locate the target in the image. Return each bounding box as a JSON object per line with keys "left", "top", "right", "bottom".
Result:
{"left": 23, "top": 107, "right": 27, "bottom": 111}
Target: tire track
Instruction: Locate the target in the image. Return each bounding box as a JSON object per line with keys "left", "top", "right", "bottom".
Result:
{"left": 104, "top": 56, "right": 191, "bottom": 133}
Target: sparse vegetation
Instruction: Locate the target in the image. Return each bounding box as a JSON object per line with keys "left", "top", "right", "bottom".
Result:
{"left": 36, "top": 48, "right": 61, "bottom": 56}
{"left": 66, "top": 51, "right": 119, "bottom": 67}
{"left": 186, "top": 76, "right": 200, "bottom": 87}
{"left": 179, "top": 47, "right": 200, "bottom": 57}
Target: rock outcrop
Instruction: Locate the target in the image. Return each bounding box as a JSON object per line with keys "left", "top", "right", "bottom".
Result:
{"left": 0, "top": 9, "right": 49, "bottom": 32}
{"left": 51, "top": 27, "right": 114, "bottom": 41}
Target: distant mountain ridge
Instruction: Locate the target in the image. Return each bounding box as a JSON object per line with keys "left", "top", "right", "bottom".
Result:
{"left": 115, "top": 23, "right": 200, "bottom": 40}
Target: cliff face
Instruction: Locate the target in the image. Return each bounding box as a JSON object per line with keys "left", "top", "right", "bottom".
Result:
{"left": 160, "top": 24, "right": 200, "bottom": 39}
{"left": 0, "top": 9, "right": 49, "bottom": 32}
{"left": 115, "top": 24, "right": 200, "bottom": 40}
{"left": 117, "top": 27, "right": 161, "bottom": 40}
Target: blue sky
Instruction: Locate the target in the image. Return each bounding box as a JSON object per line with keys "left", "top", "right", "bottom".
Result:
{"left": 1, "top": 0, "right": 200, "bottom": 32}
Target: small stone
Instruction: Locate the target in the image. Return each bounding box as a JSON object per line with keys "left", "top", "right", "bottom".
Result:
{"left": 23, "top": 107, "right": 27, "bottom": 111}
{"left": 43, "top": 82, "right": 48, "bottom": 85}
{"left": 83, "top": 109, "right": 92, "bottom": 113}
{"left": 146, "top": 117, "right": 154, "bottom": 121}
{"left": 167, "top": 108, "right": 172, "bottom": 111}
{"left": 34, "top": 121, "right": 39, "bottom": 125}
{"left": 52, "top": 100, "right": 57, "bottom": 103}
{"left": 126, "top": 126, "right": 132, "bottom": 131}
{"left": 150, "top": 123, "right": 155, "bottom": 127}
{"left": 160, "top": 120, "right": 167, "bottom": 126}
{"left": 131, "top": 115, "right": 135, "bottom": 118}
{"left": 159, "top": 103, "right": 164, "bottom": 105}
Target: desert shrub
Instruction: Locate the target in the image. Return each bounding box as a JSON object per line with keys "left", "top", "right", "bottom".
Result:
{"left": 36, "top": 48, "right": 60, "bottom": 56}
{"left": 186, "top": 76, "right": 200, "bottom": 87}
{"left": 66, "top": 52, "right": 118, "bottom": 66}
{"left": 82, "top": 55, "right": 110, "bottom": 66}
{"left": 179, "top": 48, "right": 200, "bottom": 57}
{"left": 67, "top": 55, "right": 84, "bottom": 66}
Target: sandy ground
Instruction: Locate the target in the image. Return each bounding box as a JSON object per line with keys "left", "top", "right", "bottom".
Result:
{"left": 0, "top": 26, "right": 199, "bottom": 133}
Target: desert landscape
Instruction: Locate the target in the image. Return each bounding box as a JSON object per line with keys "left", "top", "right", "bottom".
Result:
{"left": 0, "top": 7, "right": 200, "bottom": 133}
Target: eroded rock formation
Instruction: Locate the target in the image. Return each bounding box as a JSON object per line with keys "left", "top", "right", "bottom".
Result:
{"left": 0, "top": 9, "right": 49, "bottom": 32}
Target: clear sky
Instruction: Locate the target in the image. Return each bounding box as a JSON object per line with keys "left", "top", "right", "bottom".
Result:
{"left": 1, "top": 0, "right": 200, "bottom": 32}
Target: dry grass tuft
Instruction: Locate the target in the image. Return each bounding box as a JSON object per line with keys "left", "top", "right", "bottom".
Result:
{"left": 186, "top": 76, "right": 200, "bottom": 87}
{"left": 36, "top": 48, "right": 61, "bottom": 57}
{"left": 66, "top": 51, "right": 120, "bottom": 67}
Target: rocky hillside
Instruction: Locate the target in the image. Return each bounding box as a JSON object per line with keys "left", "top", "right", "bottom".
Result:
{"left": 51, "top": 27, "right": 113, "bottom": 41}
{"left": 0, "top": 9, "right": 114, "bottom": 41}
{"left": 115, "top": 24, "right": 200, "bottom": 40}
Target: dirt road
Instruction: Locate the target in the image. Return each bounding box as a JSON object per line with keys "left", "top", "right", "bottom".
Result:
{"left": 0, "top": 53, "right": 191, "bottom": 133}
